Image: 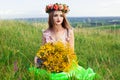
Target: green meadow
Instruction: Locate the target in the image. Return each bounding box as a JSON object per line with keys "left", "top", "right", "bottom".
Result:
{"left": 0, "top": 20, "right": 120, "bottom": 80}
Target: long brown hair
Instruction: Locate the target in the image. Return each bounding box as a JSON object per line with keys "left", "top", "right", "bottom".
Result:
{"left": 48, "top": 11, "right": 71, "bottom": 30}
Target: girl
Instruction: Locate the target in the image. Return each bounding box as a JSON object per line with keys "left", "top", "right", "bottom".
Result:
{"left": 33, "top": 3, "right": 96, "bottom": 80}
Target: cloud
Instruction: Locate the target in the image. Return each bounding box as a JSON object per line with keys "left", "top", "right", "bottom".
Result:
{"left": 100, "top": 0, "right": 120, "bottom": 7}
{"left": 0, "top": 10, "right": 25, "bottom": 19}
{"left": 0, "top": 9, "right": 47, "bottom": 19}
{"left": 0, "top": 10, "right": 24, "bottom": 15}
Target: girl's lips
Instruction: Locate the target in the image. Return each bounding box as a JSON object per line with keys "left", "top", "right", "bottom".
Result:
{"left": 57, "top": 21, "right": 60, "bottom": 22}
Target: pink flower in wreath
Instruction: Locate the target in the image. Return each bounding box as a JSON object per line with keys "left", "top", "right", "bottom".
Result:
{"left": 48, "top": 4, "right": 53, "bottom": 9}
{"left": 58, "top": 4, "right": 64, "bottom": 10}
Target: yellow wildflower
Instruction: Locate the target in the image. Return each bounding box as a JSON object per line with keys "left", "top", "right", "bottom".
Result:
{"left": 36, "top": 41, "right": 77, "bottom": 72}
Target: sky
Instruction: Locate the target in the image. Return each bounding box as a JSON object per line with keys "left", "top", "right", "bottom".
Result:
{"left": 0, "top": 0, "right": 120, "bottom": 19}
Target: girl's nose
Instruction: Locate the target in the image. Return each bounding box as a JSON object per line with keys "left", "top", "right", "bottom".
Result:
{"left": 58, "top": 16, "right": 61, "bottom": 20}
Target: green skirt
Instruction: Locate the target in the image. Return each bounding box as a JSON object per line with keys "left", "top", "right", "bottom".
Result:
{"left": 29, "top": 63, "right": 96, "bottom": 80}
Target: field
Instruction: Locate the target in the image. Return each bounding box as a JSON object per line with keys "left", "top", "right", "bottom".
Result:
{"left": 0, "top": 20, "right": 120, "bottom": 80}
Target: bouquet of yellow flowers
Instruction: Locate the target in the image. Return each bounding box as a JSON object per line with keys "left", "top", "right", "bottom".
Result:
{"left": 36, "top": 41, "right": 76, "bottom": 72}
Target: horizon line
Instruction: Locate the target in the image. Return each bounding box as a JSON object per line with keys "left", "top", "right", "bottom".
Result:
{"left": 1, "top": 16, "right": 120, "bottom": 20}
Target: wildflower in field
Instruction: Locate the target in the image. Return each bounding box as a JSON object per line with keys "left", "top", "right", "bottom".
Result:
{"left": 14, "top": 61, "right": 18, "bottom": 72}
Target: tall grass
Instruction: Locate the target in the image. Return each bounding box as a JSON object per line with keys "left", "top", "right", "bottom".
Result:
{"left": 75, "top": 27, "right": 120, "bottom": 80}
{"left": 0, "top": 20, "right": 43, "bottom": 79}
{"left": 0, "top": 20, "right": 120, "bottom": 80}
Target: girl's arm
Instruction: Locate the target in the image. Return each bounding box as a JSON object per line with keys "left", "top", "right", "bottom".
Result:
{"left": 69, "top": 29, "right": 74, "bottom": 51}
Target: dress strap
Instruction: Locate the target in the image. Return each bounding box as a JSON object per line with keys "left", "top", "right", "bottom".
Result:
{"left": 66, "top": 28, "right": 70, "bottom": 42}
{"left": 43, "top": 30, "right": 54, "bottom": 43}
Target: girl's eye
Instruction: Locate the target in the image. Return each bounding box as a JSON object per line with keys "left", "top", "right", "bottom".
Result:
{"left": 53, "top": 14, "right": 58, "bottom": 17}
{"left": 60, "top": 15, "right": 63, "bottom": 17}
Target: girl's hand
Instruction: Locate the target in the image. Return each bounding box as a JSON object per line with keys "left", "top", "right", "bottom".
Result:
{"left": 34, "top": 56, "right": 43, "bottom": 68}
{"left": 34, "top": 56, "right": 38, "bottom": 64}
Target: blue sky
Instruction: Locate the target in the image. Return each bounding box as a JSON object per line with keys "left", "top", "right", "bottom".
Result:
{"left": 0, "top": 0, "right": 120, "bottom": 19}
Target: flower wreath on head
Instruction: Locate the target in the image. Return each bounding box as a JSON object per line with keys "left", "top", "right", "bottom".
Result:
{"left": 45, "top": 3, "right": 70, "bottom": 13}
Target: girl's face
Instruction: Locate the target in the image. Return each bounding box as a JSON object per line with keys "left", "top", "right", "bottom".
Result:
{"left": 53, "top": 11, "right": 64, "bottom": 25}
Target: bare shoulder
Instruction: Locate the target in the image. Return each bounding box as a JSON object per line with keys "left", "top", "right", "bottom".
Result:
{"left": 68, "top": 27, "right": 74, "bottom": 35}
{"left": 41, "top": 28, "right": 50, "bottom": 38}
{"left": 43, "top": 28, "right": 50, "bottom": 33}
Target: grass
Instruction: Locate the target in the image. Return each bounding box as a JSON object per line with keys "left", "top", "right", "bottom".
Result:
{"left": 0, "top": 20, "right": 120, "bottom": 80}
{"left": 74, "top": 27, "right": 120, "bottom": 80}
